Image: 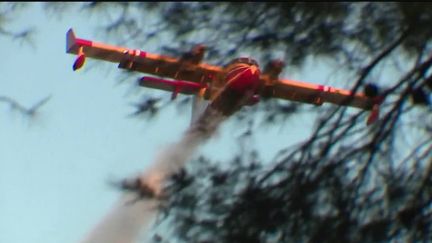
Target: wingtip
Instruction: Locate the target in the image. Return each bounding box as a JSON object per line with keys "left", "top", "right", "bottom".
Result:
{"left": 66, "top": 28, "right": 77, "bottom": 53}
{"left": 366, "top": 104, "right": 380, "bottom": 125}
{"left": 73, "top": 54, "right": 86, "bottom": 71}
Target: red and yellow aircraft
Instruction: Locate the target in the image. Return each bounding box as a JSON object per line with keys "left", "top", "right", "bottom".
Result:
{"left": 66, "top": 28, "right": 381, "bottom": 124}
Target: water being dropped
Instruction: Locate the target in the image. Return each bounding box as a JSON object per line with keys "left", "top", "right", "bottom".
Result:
{"left": 80, "top": 107, "right": 226, "bottom": 243}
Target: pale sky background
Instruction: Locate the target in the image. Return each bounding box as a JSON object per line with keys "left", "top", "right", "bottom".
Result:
{"left": 0, "top": 3, "right": 348, "bottom": 243}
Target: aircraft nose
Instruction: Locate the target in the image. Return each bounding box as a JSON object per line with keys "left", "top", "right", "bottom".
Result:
{"left": 225, "top": 62, "right": 261, "bottom": 92}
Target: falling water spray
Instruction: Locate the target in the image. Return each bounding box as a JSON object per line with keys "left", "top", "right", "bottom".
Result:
{"left": 80, "top": 107, "right": 226, "bottom": 243}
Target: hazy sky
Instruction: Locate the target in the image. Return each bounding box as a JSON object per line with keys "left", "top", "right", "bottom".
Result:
{"left": 0, "top": 4, "right": 334, "bottom": 243}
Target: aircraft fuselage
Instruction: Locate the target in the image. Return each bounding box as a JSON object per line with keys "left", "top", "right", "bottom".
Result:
{"left": 208, "top": 58, "right": 261, "bottom": 117}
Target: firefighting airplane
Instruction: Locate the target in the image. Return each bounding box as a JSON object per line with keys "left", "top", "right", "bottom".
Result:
{"left": 66, "top": 28, "right": 381, "bottom": 125}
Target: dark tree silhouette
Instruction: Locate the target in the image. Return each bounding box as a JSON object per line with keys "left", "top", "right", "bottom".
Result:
{"left": 45, "top": 2, "right": 432, "bottom": 242}
{"left": 0, "top": 2, "right": 49, "bottom": 119}
{"left": 0, "top": 3, "right": 35, "bottom": 43}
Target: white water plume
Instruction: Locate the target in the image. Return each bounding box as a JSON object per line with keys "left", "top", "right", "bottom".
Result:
{"left": 141, "top": 108, "right": 226, "bottom": 195}
{"left": 80, "top": 107, "right": 226, "bottom": 243}
{"left": 80, "top": 194, "right": 158, "bottom": 243}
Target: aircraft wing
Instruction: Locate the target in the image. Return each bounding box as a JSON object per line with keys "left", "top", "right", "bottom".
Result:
{"left": 66, "top": 28, "right": 222, "bottom": 84}
{"left": 263, "top": 77, "right": 375, "bottom": 110}
{"left": 67, "top": 28, "right": 375, "bottom": 111}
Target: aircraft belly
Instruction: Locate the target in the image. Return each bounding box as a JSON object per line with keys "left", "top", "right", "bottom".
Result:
{"left": 209, "top": 87, "right": 246, "bottom": 117}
